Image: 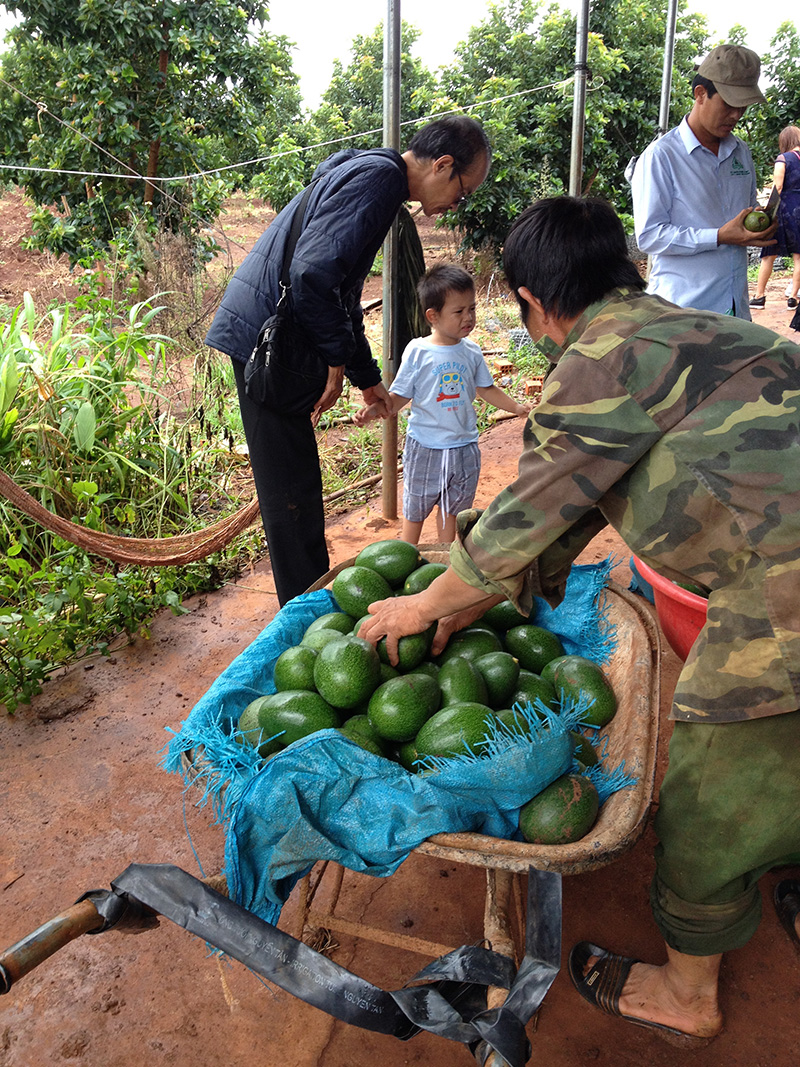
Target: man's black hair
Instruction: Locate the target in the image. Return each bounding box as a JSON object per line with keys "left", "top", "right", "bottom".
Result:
{"left": 417, "top": 263, "right": 475, "bottom": 313}
{"left": 691, "top": 73, "right": 718, "bottom": 98}
{"left": 503, "top": 197, "right": 645, "bottom": 320}
{"left": 408, "top": 116, "right": 491, "bottom": 175}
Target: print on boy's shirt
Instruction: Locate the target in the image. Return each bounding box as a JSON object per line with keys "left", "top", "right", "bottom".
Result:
{"left": 435, "top": 365, "right": 466, "bottom": 403}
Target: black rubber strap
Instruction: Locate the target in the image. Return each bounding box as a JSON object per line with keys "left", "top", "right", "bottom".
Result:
{"left": 76, "top": 863, "right": 561, "bottom": 1065}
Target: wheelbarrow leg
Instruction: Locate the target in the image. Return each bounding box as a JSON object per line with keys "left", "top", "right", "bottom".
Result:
{"left": 473, "top": 869, "right": 520, "bottom": 1067}
{"left": 484, "top": 869, "right": 518, "bottom": 1008}
{"left": 294, "top": 861, "right": 344, "bottom": 941}
{"left": 472, "top": 867, "right": 562, "bottom": 1067}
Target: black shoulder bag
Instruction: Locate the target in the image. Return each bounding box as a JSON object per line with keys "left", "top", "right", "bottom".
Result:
{"left": 243, "top": 181, "right": 329, "bottom": 416}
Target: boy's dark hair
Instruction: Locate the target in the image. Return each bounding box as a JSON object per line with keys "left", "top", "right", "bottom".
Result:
{"left": 691, "top": 73, "right": 718, "bottom": 98}
{"left": 417, "top": 263, "right": 475, "bottom": 313}
{"left": 408, "top": 116, "right": 491, "bottom": 175}
{"left": 503, "top": 197, "right": 645, "bottom": 320}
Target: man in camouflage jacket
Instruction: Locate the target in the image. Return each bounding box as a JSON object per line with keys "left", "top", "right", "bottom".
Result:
{"left": 361, "top": 196, "right": 800, "bottom": 1046}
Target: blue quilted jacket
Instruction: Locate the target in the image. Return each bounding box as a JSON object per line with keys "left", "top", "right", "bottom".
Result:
{"left": 205, "top": 148, "right": 408, "bottom": 388}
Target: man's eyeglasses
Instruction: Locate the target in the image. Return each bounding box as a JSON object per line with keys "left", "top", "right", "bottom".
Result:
{"left": 456, "top": 172, "right": 470, "bottom": 206}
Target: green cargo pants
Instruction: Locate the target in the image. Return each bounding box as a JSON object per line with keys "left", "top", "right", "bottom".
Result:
{"left": 651, "top": 708, "right": 800, "bottom": 955}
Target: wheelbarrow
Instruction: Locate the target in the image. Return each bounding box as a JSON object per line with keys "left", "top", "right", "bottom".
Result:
{"left": 0, "top": 557, "right": 660, "bottom": 1067}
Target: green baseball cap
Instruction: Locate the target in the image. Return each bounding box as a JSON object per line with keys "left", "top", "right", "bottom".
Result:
{"left": 697, "top": 44, "right": 766, "bottom": 107}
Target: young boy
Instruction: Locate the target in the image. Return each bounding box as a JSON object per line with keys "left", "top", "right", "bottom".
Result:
{"left": 356, "top": 263, "right": 530, "bottom": 545}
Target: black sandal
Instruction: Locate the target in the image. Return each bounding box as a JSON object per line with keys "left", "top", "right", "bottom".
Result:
{"left": 774, "top": 880, "right": 800, "bottom": 951}
{"left": 568, "top": 941, "right": 717, "bottom": 1048}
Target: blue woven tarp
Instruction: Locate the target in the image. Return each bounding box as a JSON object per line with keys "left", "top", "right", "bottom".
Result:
{"left": 165, "top": 559, "right": 631, "bottom": 923}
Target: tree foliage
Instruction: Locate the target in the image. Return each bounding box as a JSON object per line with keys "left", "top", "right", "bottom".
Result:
{"left": 740, "top": 22, "right": 800, "bottom": 186}
{"left": 0, "top": 0, "right": 301, "bottom": 264}
{"left": 0, "top": 0, "right": 795, "bottom": 271}
{"left": 247, "top": 20, "right": 439, "bottom": 208}
{"left": 437, "top": 0, "right": 711, "bottom": 258}
{"left": 319, "top": 21, "right": 436, "bottom": 137}
{"left": 299, "top": 21, "right": 438, "bottom": 173}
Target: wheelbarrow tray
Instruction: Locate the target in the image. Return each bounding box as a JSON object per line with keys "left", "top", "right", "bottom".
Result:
{"left": 305, "top": 547, "right": 661, "bottom": 877}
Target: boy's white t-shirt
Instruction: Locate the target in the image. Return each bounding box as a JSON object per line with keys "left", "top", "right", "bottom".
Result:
{"left": 391, "top": 336, "right": 494, "bottom": 449}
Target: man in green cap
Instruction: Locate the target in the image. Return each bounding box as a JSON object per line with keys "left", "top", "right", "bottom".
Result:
{"left": 632, "top": 44, "right": 777, "bottom": 318}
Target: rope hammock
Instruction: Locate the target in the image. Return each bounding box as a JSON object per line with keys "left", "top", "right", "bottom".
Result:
{"left": 0, "top": 469, "right": 260, "bottom": 566}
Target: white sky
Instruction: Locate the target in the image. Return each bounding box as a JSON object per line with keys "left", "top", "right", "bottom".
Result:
{"left": 0, "top": 1, "right": 788, "bottom": 110}
{"left": 265, "top": 0, "right": 792, "bottom": 108}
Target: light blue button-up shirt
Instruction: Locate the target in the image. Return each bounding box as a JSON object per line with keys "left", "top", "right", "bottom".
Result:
{"left": 632, "top": 116, "right": 758, "bottom": 319}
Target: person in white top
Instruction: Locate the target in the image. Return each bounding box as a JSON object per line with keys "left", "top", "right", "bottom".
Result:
{"left": 632, "top": 44, "right": 777, "bottom": 318}
{"left": 356, "top": 263, "right": 530, "bottom": 544}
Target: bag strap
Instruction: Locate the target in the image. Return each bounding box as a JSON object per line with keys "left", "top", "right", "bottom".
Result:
{"left": 277, "top": 179, "right": 318, "bottom": 312}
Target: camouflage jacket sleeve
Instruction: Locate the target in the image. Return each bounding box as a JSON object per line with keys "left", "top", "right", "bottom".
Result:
{"left": 450, "top": 288, "right": 800, "bottom": 722}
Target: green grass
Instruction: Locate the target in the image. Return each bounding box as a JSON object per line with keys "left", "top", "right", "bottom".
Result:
{"left": 0, "top": 291, "right": 260, "bottom": 712}
{"left": 0, "top": 269, "right": 544, "bottom": 712}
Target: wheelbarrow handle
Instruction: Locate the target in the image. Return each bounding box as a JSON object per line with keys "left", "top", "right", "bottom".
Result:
{"left": 0, "top": 897, "right": 105, "bottom": 994}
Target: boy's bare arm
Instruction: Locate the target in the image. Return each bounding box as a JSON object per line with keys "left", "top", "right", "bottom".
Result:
{"left": 476, "top": 384, "right": 531, "bottom": 416}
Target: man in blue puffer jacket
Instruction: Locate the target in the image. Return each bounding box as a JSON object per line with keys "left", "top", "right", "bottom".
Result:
{"left": 205, "top": 116, "right": 491, "bottom": 605}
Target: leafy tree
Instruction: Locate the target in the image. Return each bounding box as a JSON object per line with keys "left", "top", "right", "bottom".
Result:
{"left": 320, "top": 21, "right": 436, "bottom": 135}
{"left": 740, "top": 22, "right": 800, "bottom": 185}
{"left": 586, "top": 0, "right": 709, "bottom": 155}
{"left": 303, "top": 21, "right": 437, "bottom": 166}
{"left": 438, "top": 0, "right": 710, "bottom": 260}
{"left": 249, "top": 132, "right": 308, "bottom": 213}
{"left": 248, "top": 20, "right": 438, "bottom": 211}
{"left": 434, "top": 1, "right": 571, "bottom": 256}
{"left": 724, "top": 23, "right": 749, "bottom": 47}
{"left": 0, "top": 0, "right": 301, "bottom": 265}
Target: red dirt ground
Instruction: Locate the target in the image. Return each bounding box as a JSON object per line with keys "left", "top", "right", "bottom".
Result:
{"left": 1, "top": 191, "right": 799, "bottom": 1067}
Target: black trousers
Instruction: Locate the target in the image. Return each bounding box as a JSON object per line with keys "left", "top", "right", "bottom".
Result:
{"left": 232, "top": 358, "right": 329, "bottom": 606}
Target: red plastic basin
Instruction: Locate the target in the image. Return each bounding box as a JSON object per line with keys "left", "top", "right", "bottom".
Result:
{"left": 632, "top": 556, "right": 708, "bottom": 661}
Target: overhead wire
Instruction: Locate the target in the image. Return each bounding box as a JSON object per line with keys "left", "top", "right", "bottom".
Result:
{"left": 0, "top": 71, "right": 581, "bottom": 258}
{"left": 0, "top": 75, "right": 577, "bottom": 185}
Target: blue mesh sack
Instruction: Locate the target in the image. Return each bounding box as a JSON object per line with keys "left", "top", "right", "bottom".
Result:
{"left": 165, "top": 558, "right": 633, "bottom": 924}
{"left": 226, "top": 713, "right": 578, "bottom": 924}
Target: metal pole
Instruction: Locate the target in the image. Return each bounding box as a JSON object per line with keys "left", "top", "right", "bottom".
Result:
{"left": 646, "top": 0, "right": 679, "bottom": 280}
{"left": 381, "top": 0, "right": 401, "bottom": 520}
{"left": 657, "top": 0, "right": 679, "bottom": 137}
{"left": 568, "top": 0, "right": 590, "bottom": 197}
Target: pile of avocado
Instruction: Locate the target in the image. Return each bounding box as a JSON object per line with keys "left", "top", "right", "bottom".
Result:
{"left": 236, "top": 539, "right": 618, "bottom": 845}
